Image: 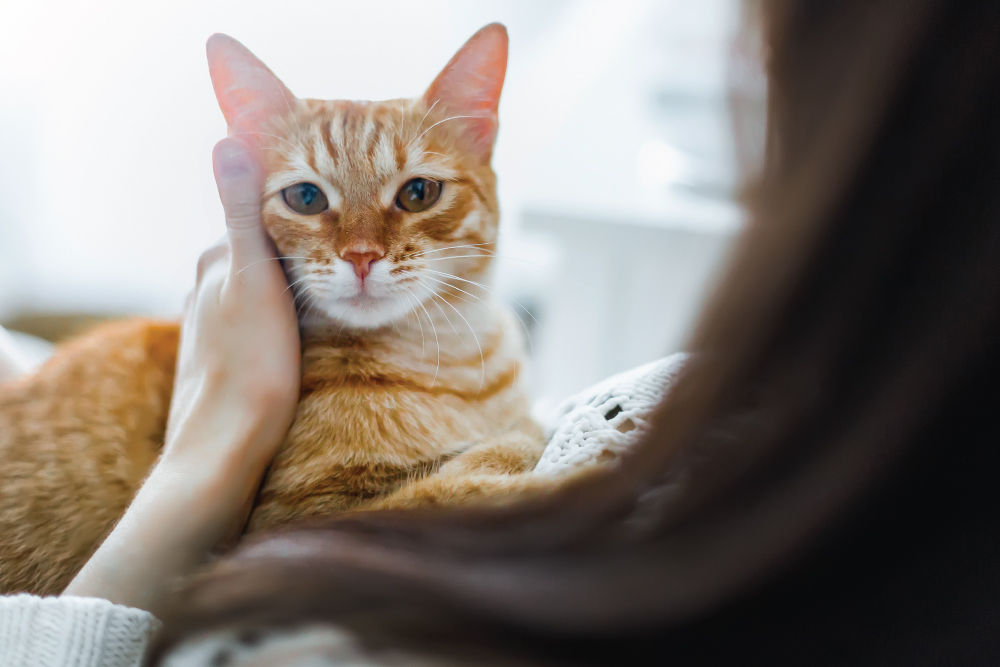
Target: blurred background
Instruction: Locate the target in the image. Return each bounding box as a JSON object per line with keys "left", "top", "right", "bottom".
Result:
{"left": 0, "top": 0, "right": 757, "bottom": 406}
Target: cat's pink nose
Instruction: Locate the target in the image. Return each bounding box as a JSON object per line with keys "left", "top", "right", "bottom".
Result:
{"left": 340, "top": 245, "right": 385, "bottom": 280}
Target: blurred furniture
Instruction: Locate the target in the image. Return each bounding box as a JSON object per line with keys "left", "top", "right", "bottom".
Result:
{"left": 521, "top": 200, "right": 737, "bottom": 406}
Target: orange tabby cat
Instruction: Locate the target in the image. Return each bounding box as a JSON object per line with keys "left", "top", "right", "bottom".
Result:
{"left": 0, "top": 24, "right": 545, "bottom": 595}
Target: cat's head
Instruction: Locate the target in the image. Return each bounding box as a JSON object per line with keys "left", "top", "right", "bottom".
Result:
{"left": 206, "top": 25, "right": 507, "bottom": 329}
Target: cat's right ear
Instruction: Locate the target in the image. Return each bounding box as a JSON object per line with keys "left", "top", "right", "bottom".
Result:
{"left": 423, "top": 23, "right": 508, "bottom": 159}
{"left": 206, "top": 34, "right": 296, "bottom": 136}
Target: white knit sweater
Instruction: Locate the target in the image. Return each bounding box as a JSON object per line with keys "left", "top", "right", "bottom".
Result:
{"left": 0, "top": 595, "right": 158, "bottom": 666}
{"left": 0, "top": 355, "right": 687, "bottom": 666}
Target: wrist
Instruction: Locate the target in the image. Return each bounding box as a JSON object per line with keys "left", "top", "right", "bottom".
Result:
{"left": 151, "top": 447, "right": 261, "bottom": 528}
{"left": 64, "top": 450, "right": 262, "bottom": 610}
{"left": 63, "top": 471, "right": 225, "bottom": 611}
{"left": 163, "top": 407, "right": 275, "bottom": 483}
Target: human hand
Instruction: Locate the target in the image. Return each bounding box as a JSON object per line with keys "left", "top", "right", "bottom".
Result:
{"left": 164, "top": 136, "right": 301, "bottom": 509}
{"left": 64, "top": 138, "right": 301, "bottom": 612}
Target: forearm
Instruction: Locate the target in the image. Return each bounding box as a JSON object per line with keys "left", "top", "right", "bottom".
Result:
{"left": 64, "top": 453, "right": 253, "bottom": 614}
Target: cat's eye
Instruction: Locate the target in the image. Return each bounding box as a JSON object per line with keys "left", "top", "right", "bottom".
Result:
{"left": 282, "top": 183, "right": 328, "bottom": 215}
{"left": 396, "top": 178, "right": 442, "bottom": 213}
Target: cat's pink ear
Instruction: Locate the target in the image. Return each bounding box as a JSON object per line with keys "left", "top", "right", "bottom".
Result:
{"left": 423, "top": 23, "right": 508, "bottom": 158}
{"left": 206, "top": 34, "right": 296, "bottom": 136}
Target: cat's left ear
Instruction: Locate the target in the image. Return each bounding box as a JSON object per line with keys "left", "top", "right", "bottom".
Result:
{"left": 423, "top": 23, "right": 508, "bottom": 159}
{"left": 206, "top": 33, "right": 296, "bottom": 137}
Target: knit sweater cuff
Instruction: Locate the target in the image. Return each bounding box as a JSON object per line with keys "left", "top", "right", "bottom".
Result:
{"left": 0, "top": 594, "right": 159, "bottom": 667}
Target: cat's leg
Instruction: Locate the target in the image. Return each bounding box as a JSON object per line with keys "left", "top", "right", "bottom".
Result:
{"left": 362, "top": 419, "right": 549, "bottom": 511}
{"left": 436, "top": 418, "right": 546, "bottom": 477}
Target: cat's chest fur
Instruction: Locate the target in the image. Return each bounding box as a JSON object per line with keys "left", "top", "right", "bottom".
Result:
{"left": 246, "top": 305, "right": 529, "bottom": 531}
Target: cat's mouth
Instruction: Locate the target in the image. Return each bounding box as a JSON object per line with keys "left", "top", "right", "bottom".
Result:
{"left": 340, "top": 274, "right": 391, "bottom": 302}
{"left": 296, "top": 274, "right": 423, "bottom": 330}
{"left": 341, "top": 291, "right": 383, "bottom": 308}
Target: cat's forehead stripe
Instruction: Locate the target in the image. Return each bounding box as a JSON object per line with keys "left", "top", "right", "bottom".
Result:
{"left": 373, "top": 135, "right": 397, "bottom": 182}
{"left": 311, "top": 133, "right": 336, "bottom": 176}
{"left": 393, "top": 135, "right": 408, "bottom": 171}
{"left": 322, "top": 119, "right": 340, "bottom": 167}
{"left": 296, "top": 102, "right": 442, "bottom": 187}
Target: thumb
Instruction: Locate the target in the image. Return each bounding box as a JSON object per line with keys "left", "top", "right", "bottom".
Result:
{"left": 212, "top": 137, "right": 272, "bottom": 272}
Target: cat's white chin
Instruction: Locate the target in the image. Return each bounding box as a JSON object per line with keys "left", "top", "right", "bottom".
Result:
{"left": 307, "top": 292, "right": 418, "bottom": 330}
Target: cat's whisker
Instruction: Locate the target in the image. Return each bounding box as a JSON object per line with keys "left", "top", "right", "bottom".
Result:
{"left": 423, "top": 269, "right": 539, "bottom": 327}
{"left": 289, "top": 280, "right": 310, "bottom": 304}
{"left": 422, "top": 269, "right": 490, "bottom": 291}
{"left": 417, "top": 280, "right": 486, "bottom": 392}
{"left": 417, "top": 283, "right": 459, "bottom": 336}
{"left": 410, "top": 99, "right": 440, "bottom": 144}
{"left": 451, "top": 281, "right": 530, "bottom": 348}
{"left": 400, "top": 287, "right": 427, "bottom": 357}
{"left": 417, "top": 273, "right": 484, "bottom": 305}
{"left": 416, "top": 254, "right": 499, "bottom": 262}
{"left": 304, "top": 287, "right": 329, "bottom": 324}
{"left": 418, "top": 255, "right": 543, "bottom": 267}
{"left": 282, "top": 274, "right": 314, "bottom": 297}
{"left": 293, "top": 286, "right": 316, "bottom": 315}
{"left": 409, "top": 243, "right": 496, "bottom": 258}
{"left": 409, "top": 114, "right": 490, "bottom": 148}
{"left": 399, "top": 268, "right": 532, "bottom": 342}
{"left": 292, "top": 285, "right": 319, "bottom": 325}
{"left": 416, "top": 277, "right": 478, "bottom": 308}
{"left": 402, "top": 271, "right": 482, "bottom": 308}
{"left": 236, "top": 256, "right": 313, "bottom": 278}
{"left": 290, "top": 277, "right": 320, "bottom": 314}
{"left": 238, "top": 131, "right": 300, "bottom": 152}
{"left": 408, "top": 289, "right": 441, "bottom": 387}
{"left": 295, "top": 288, "right": 310, "bottom": 312}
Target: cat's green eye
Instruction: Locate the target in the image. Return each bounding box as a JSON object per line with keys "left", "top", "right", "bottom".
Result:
{"left": 282, "top": 182, "right": 328, "bottom": 215}
{"left": 396, "top": 178, "right": 442, "bottom": 213}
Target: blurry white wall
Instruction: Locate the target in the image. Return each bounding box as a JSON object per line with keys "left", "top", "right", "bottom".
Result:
{"left": 0, "top": 0, "right": 747, "bottom": 404}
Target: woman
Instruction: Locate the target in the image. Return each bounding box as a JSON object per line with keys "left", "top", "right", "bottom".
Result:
{"left": 5, "top": 0, "right": 1000, "bottom": 664}
{"left": 154, "top": 1, "right": 1000, "bottom": 664}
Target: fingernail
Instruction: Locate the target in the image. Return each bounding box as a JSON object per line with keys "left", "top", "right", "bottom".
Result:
{"left": 216, "top": 141, "right": 252, "bottom": 177}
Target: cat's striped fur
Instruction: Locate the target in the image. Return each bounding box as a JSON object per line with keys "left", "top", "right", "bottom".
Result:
{"left": 0, "top": 24, "right": 545, "bottom": 595}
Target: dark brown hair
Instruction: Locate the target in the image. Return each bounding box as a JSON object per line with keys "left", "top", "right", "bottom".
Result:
{"left": 152, "top": 1, "right": 1000, "bottom": 663}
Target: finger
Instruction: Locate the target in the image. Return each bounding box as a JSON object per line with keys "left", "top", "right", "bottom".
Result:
{"left": 196, "top": 239, "right": 229, "bottom": 283}
{"left": 212, "top": 137, "right": 273, "bottom": 272}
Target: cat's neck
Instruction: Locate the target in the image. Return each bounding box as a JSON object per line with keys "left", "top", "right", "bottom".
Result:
{"left": 298, "top": 293, "right": 503, "bottom": 376}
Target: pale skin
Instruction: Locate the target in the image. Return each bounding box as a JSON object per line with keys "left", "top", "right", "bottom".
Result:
{"left": 56, "top": 137, "right": 302, "bottom": 612}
